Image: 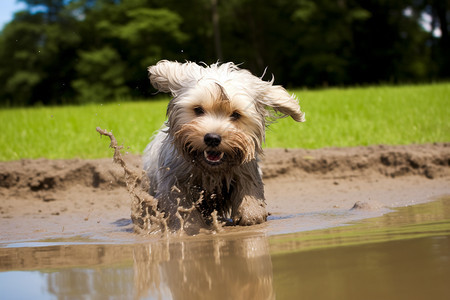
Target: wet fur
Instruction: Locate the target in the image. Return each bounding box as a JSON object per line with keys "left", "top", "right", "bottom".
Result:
{"left": 143, "top": 60, "right": 304, "bottom": 228}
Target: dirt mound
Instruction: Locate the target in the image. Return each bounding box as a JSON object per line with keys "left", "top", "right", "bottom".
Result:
{"left": 0, "top": 156, "right": 140, "bottom": 191}
{"left": 262, "top": 143, "right": 450, "bottom": 180}
{"left": 0, "top": 144, "right": 449, "bottom": 201}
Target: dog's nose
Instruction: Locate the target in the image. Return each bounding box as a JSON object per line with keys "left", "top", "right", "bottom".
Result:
{"left": 204, "top": 133, "right": 221, "bottom": 147}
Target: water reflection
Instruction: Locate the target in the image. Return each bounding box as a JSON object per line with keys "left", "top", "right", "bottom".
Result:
{"left": 271, "top": 236, "right": 450, "bottom": 300}
{"left": 0, "top": 234, "right": 275, "bottom": 300}
{"left": 46, "top": 268, "right": 134, "bottom": 299}
{"left": 133, "top": 235, "right": 274, "bottom": 299}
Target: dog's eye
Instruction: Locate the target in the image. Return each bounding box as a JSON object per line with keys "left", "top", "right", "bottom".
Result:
{"left": 230, "top": 111, "right": 241, "bottom": 121}
{"left": 193, "top": 106, "right": 205, "bottom": 116}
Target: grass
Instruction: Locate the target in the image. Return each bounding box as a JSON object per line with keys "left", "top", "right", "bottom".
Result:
{"left": 0, "top": 83, "right": 448, "bottom": 161}
{"left": 0, "top": 101, "right": 168, "bottom": 160}
{"left": 267, "top": 83, "right": 450, "bottom": 148}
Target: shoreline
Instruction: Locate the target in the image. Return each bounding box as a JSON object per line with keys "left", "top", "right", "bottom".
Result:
{"left": 0, "top": 143, "right": 449, "bottom": 244}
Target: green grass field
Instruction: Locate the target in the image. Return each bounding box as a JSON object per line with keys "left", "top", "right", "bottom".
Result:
{"left": 1, "top": 83, "right": 449, "bottom": 161}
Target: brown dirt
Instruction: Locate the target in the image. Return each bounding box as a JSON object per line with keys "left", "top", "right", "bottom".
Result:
{"left": 0, "top": 143, "right": 449, "bottom": 243}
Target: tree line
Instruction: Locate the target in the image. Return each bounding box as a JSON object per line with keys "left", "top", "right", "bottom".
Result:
{"left": 0, "top": 0, "right": 448, "bottom": 106}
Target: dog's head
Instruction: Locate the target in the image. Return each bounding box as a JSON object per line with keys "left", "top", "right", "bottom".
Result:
{"left": 148, "top": 60, "right": 305, "bottom": 171}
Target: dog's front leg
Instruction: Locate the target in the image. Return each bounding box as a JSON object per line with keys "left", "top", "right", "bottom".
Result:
{"left": 231, "top": 171, "right": 268, "bottom": 225}
{"left": 232, "top": 194, "right": 267, "bottom": 225}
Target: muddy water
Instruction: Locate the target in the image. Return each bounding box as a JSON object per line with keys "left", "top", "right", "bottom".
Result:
{"left": 1, "top": 197, "right": 449, "bottom": 300}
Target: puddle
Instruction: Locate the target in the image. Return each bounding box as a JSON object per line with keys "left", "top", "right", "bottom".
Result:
{"left": 0, "top": 196, "right": 449, "bottom": 299}
{"left": 270, "top": 196, "right": 450, "bottom": 300}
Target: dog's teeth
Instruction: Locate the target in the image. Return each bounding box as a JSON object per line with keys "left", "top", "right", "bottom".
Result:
{"left": 204, "top": 151, "right": 224, "bottom": 163}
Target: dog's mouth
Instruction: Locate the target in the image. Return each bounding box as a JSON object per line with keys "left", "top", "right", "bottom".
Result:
{"left": 203, "top": 150, "right": 224, "bottom": 165}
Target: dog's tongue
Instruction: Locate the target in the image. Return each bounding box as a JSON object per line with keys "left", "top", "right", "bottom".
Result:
{"left": 204, "top": 151, "right": 224, "bottom": 163}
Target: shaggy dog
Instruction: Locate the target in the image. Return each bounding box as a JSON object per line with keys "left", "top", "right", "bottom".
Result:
{"left": 143, "top": 60, "right": 305, "bottom": 229}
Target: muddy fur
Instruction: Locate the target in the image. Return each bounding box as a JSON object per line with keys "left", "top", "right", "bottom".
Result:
{"left": 143, "top": 60, "right": 304, "bottom": 230}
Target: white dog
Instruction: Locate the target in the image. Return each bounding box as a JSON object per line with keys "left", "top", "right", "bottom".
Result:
{"left": 143, "top": 60, "right": 304, "bottom": 229}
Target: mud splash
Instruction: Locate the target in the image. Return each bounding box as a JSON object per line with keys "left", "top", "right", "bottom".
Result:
{"left": 96, "top": 127, "right": 224, "bottom": 236}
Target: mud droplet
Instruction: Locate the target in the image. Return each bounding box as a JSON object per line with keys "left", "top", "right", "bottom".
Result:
{"left": 96, "top": 127, "right": 227, "bottom": 236}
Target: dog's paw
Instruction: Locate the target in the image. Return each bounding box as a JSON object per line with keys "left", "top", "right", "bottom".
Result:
{"left": 232, "top": 198, "right": 268, "bottom": 226}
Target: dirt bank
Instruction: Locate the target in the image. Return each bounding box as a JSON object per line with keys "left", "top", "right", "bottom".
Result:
{"left": 0, "top": 143, "right": 449, "bottom": 243}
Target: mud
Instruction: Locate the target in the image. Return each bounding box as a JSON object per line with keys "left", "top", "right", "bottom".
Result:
{"left": 0, "top": 142, "right": 449, "bottom": 242}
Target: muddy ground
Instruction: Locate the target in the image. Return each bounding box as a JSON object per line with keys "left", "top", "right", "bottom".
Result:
{"left": 0, "top": 143, "right": 449, "bottom": 242}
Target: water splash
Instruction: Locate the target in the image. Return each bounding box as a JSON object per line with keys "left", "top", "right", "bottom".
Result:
{"left": 96, "top": 127, "right": 224, "bottom": 236}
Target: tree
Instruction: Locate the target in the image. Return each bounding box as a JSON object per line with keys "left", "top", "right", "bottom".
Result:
{"left": 410, "top": 0, "right": 450, "bottom": 78}
{"left": 0, "top": 0, "right": 448, "bottom": 106}
{"left": 0, "top": 0, "right": 188, "bottom": 105}
{"left": 348, "top": 0, "right": 433, "bottom": 84}
{"left": 72, "top": 47, "right": 128, "bottom": 103}
{"left": 90, "top": 3, "right": 187, "bottom": 99}
{"left": 0, "top": 0, "right": 82, "bottom": 105}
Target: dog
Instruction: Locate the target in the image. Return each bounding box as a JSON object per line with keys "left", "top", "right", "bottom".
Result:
{"left": 143, "top": 60, "right": 305, "bottom": 229}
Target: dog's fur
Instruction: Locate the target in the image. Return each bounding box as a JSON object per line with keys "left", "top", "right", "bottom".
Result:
{"left": 143, "top": 60, "right": 304, "bottom": 228}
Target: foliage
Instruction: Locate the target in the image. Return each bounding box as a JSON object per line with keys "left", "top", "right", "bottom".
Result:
{"left": 0, "top": 0, "right": 448, "bottom": 106}
{"left": 72, "top": 47, "right": 128, "bottom": 103}
{"left": 0, "top": 83, "right": 448, "bottom": 161}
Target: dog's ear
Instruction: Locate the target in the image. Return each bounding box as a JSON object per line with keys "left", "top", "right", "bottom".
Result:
{"left": 148, "top": 60, "right": 202, "bottom": 95}
{"left": 261, "top": 85, "right": 305, "bottom": 122}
